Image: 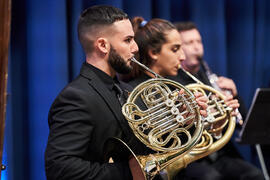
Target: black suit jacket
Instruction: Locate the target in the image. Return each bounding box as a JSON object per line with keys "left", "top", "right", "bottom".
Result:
{"left": 45, "top": 63, "right": 144, "bottom": 180}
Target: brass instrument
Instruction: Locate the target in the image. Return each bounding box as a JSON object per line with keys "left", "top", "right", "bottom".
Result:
{"left": 110, "top": 57, "right": 235, "bottom": 180}
{"left": 164, "top": 69, "right": 236, "bottom": 179}
{"left": 120, "top": 57, "right": 204, "bottom": 179}
{"left": 201, "top": 60, "right": 243, "bottom": 125}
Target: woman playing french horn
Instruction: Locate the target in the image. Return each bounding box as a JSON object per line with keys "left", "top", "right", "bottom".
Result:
{"left": 121, "top": 17, "right": 240, "bottom": 180}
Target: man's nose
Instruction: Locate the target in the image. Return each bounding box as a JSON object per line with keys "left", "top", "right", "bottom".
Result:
{"left": 131, "top": 40, "right": 139, "bottom": 54}
{"left": 194, "top": 42, "right": 201, "bottom": 51}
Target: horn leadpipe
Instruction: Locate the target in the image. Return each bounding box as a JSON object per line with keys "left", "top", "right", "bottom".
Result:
{"left": 131, "top": 57, "right": 163, "bottom": 78}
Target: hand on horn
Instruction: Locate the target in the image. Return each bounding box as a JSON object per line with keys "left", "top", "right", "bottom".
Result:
{"left": 178, "top": 89, "right": 208, "bottom": 118}
{"left": 217, "top": 76, "right": 238, "bottom": 97}
{"left": 225, "top": 94, "right": 240, "bottom": 116}
{"left": 194, "top": 92, "right": 208, "bottom": 117}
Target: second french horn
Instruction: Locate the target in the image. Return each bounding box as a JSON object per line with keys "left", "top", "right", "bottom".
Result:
{"left": 164, "top": 69, "right": 236, "bottom": 179}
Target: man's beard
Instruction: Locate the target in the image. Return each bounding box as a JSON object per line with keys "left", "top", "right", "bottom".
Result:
{"left": 108, "top": 46, "right": 132, "bottom": 74}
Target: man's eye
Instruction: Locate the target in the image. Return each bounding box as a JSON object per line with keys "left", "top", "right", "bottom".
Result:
{"left": 184, "top": 40, "right": 194, "bottom": 45}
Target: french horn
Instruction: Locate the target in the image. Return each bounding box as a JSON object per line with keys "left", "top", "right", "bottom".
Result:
{"left": 164, "top": 69, "right": 236, "bottom": 179}
{"left": 118, "top": 57, "right": 204, "bottom": 179}
{"left": 110, "top": 57, "right": 235, "bottom": 180}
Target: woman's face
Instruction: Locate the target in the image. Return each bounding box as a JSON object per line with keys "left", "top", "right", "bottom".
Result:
{"left": 153, "top": 29, "right": 185, "bottom": 77}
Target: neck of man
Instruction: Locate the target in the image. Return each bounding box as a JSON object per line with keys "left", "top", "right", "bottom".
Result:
{"left": 182, "top": 61, "right": 200, "bottom": 75}
{"left": 86, "top": 54, "right": 116, "bottom": 78}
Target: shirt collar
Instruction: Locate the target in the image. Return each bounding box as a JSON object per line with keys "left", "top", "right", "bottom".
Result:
{"left": 84, "top": 62, "right": 115, "bottom": 90}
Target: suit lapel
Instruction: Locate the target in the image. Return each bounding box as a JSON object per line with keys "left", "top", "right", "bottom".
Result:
{"left": 89, "top": 76, "right": 124, "bottom": 122}
{"left": 80, "top": 63, "right": 130, "bottom": 136}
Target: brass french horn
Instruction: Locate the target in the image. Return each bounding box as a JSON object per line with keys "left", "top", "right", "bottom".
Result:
{"left": 111, "top": 58, "right": 235, "bottom": 180}
{"left": 119, "top": 57, "right": 204, "bottom": 179}
{"left": 164, "top": 69, "right": 236, "bottom": 179}
{"left": 110, "top": 58, "right": 204, "bottom": 179}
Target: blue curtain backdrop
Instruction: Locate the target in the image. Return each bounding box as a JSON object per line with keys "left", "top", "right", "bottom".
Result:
{"left": 3, "top": 0, "right": 270, "bottom": 179}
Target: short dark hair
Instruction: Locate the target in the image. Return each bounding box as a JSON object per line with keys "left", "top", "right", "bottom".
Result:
{"left": 174, "top": 22, "right": 198, "bottom": 32}
{"left": 77, "top": 5, "right": 128, "bottom": 54}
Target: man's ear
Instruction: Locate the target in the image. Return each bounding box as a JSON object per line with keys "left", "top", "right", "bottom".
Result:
{"left": 148, "top": 49, "right": 159, "bottom": 61}
{"left": 96, "top": 38, "right": 109, "bottom": 54}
